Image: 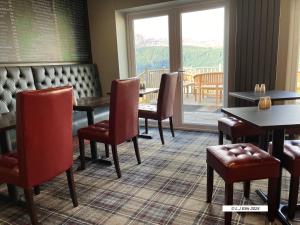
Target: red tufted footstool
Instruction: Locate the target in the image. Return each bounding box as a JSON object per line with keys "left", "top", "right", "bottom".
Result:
{"left": 206, "top": 143, "right": 280, "bottom": 225}
{"left": 282, "top": 140, "right": 300, "bottom": 219}
{"left": 218, "top": 117, "right": 266, "bottom": 145}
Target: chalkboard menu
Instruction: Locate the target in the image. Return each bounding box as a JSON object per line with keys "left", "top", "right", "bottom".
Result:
{"left": 0, "top": 0, "right": 91, "bottom": 63}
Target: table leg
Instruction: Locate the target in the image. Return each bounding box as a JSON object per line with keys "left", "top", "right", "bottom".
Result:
{"left": 87, "top": 111, "right": 98, "bottom": 160}
{"left": 0, "top": 131, "right": 12, "bottom": 153}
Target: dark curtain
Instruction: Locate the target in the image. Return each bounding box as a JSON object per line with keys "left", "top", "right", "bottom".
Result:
{"left": 234, "top": 0, "right": 280, "bottom": 106}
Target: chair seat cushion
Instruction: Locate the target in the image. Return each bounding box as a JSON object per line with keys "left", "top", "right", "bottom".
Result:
{"left": 77, "top": 120, "right": 110, "bottom": 143}
{"left": 206, "top": 143, "right": 280, "bottom": 182}
{"left": 0, "top": 152, "right": 18, "bottom": 168}
{"left": 0, "top": 152, "right": 20, "bottom": 185}
{"left": 283, "top": 140, "right": 300, "bottom": 176}
{"left": 218, "top": 117, "right": 265, "bottom": 137}
{"left": 95, "top": 120, "right": 109, "bottom": 129}
{"left": 138, "top": 104, "right": 159, "bottom": 120}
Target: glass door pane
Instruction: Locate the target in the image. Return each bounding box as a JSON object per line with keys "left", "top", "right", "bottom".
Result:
{"left": 133, "top": 15, "right": 170, "bottom": 104}
{"left": 181, "top": 8, "right": 224, "bottom": 126}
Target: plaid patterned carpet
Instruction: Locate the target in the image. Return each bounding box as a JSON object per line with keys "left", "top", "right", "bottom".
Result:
{"left": 0, "top": 129, "right": 299, "bottom": 225}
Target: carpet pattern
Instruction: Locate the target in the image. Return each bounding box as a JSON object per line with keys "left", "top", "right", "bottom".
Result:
{"left": 0, "top": 130, "right": 299, "bottom": 225}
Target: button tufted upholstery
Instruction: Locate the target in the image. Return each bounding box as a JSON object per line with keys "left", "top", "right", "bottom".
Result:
{"left": 0, "top": 67, "right": 36, "bottom": 113}
{"left": 32, "top": 64, "right": 101, "bottom": 99}
{"left": 206, "top": 143, "right": 280, "bottom": 224}
{"left": 281, "top": 140, "right": 300, "bottom": 218}
{"left": 218, "top": 117, "right": 266, "bottom": 144}
{"left": 282, "top": 140, "right": 300, "bottom": 176}
{"left": 206, "top": 143, "right": 280, "bottom": 182}
{"left": 0, "top": 64, "right": 108, "bottom": 136}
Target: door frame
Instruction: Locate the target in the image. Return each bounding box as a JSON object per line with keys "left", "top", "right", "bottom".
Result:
{"left": 126, "top": 0, "right": 229, "bottom": 131}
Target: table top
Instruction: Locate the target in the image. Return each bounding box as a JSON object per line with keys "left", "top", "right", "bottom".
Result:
{"left": 73, "top": 97, "right": 110, "bottom": 111}
{"left": 221, "top": 105, "right": 300, "bottom": 129}
{"left": 0, "top": 112, "right": 16, "bottom": 132}
{"left": 229, "top": 90, "right": 300, "bottom": 102}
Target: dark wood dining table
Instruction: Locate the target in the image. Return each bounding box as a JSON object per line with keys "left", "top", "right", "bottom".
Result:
{"left": 138, "top": 88, "right": 159, "bottom": 97}
{"left": 221, "top": 105, "right": 300, "bottom": 225}
{"left": 229, "top": 90, "right": 300, "bottom": 103}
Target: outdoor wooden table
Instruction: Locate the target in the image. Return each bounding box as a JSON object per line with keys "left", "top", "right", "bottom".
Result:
{"left": 229, "top": 90, "right": 300, "bottom": 103}
{"left": 221, "top": 105, "right": 300, "bottom": 225}
{"left": 73, "top": 97, "right": 110, "bottom": 164}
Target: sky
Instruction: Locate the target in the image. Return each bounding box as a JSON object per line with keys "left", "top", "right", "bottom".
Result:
{"left": 134, "top": 7, "right": 224, "bottom": 47}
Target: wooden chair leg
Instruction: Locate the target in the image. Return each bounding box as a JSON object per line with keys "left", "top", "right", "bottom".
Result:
{"left": 288, "top": 176, "right": 299, "bottom": 219}
{"left": 24, "top": 188, "right": 38, "bottom": 225}
{"left": 169, "top": 117, "right": 175, "bottom": 137}
{"left": 268, "top": 177, "right": 278, "bottom": 222}
{"left": 105, "top": 144, "right": 109, "bottom": 158}
{"left": 231, "top": 137, "right": 237, "bottom": 144}
{"left": 225, "top": 182, "right": 233, "bottom": 225}
{"left": 145, "top": 118, "right": 148, "bottom": 134}
{"left": 33, "top": 186, "right": 40, "bottom": 195}
{"left": 158, "top": 120, "right": 165, "bottom": 145}
{"left": 66, "top": 167, "right": 78, "bottom": 207}
{"left": 132, "top": 136, "right": 141, "bottom": 164}
{"left": 243, "top": 181, "right": 250, "bottom": 198}
{"left": 111, "top": 145, "right": 121, "bottom": 178}
{"left": 218, "top": 131, "right": 223, "bottom": 145}
{"left": 206, "top": 164, "right": 214, "bottom": 203}
{"left": 79, "top": 138, "right": 85, "bottom": 170}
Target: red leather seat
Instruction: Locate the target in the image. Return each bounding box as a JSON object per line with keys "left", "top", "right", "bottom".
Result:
{"left": 218, "top": 117, "right": 266, "bottom": 144}
{"left": 282, "top": 140, "right": 300, "bottom": 219}
{"left": 0, "top": 86, "right": 78, "bottom": 225}
{"left": 77, "top": 79, "right": 141, "bottom": 178}
{"left": 206, "top": 143, "right": 280, "bottom": 225}
{"left": 139, "top": 72, "right": 178, "bottom": 145}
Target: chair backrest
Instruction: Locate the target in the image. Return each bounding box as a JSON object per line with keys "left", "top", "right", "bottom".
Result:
{"left": 16, "top": 86, "right": 73, "bottom": 187}
{"left": 157, "top": 72, "right": 178, "bottom": 119}
{"left": 194, "top": 72, "right": 223, "bottom": 87}
{"left": 109, "top": 78, "right": 140, "bottom": 145}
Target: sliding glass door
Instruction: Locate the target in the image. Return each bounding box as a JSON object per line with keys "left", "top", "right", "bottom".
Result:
{"left": 181, "top": 7, "right": 225, "bottom": 126}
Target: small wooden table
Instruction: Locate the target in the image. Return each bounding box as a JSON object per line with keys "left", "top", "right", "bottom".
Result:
{"left": 139, "top": 88, "right": 159, "bottom": 97}
{"left": 221, "top": 105, "right": 300, "bottom": 225}
{"left": 229, "top": 90, "right": 300, "bottom": 103}
{"left": 73, "top": 97, "right": 110, "bottom": 163}
{"left": 107, "top": 88, "right": 159, "bottom": 98}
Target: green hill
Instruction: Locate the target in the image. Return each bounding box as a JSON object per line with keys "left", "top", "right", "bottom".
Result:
{"left": 135, "top": 46, "right": 223, "bottom": 74}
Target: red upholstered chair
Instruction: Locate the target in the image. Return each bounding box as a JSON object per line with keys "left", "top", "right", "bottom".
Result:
{"left": 77, "top": 78, "right": 141, "bottom": 178}
{"left": 0, "top": 86, "right": 77, "bottom": 225}
{"left": 139, "top": 72, "right": 178, "bottom": 145}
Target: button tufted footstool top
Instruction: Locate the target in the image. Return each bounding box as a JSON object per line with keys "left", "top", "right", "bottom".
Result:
{"left": 206, "top": 143, "right": 280, "bottom": 225}
{"left": 281, "top": 140, "right": 300, "bottom": 219}
{"left": 218, "top": 117, "right": 265, "bottom": 144}
{"left": 207, "top": 143, "right": 279, "bottom": 182}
